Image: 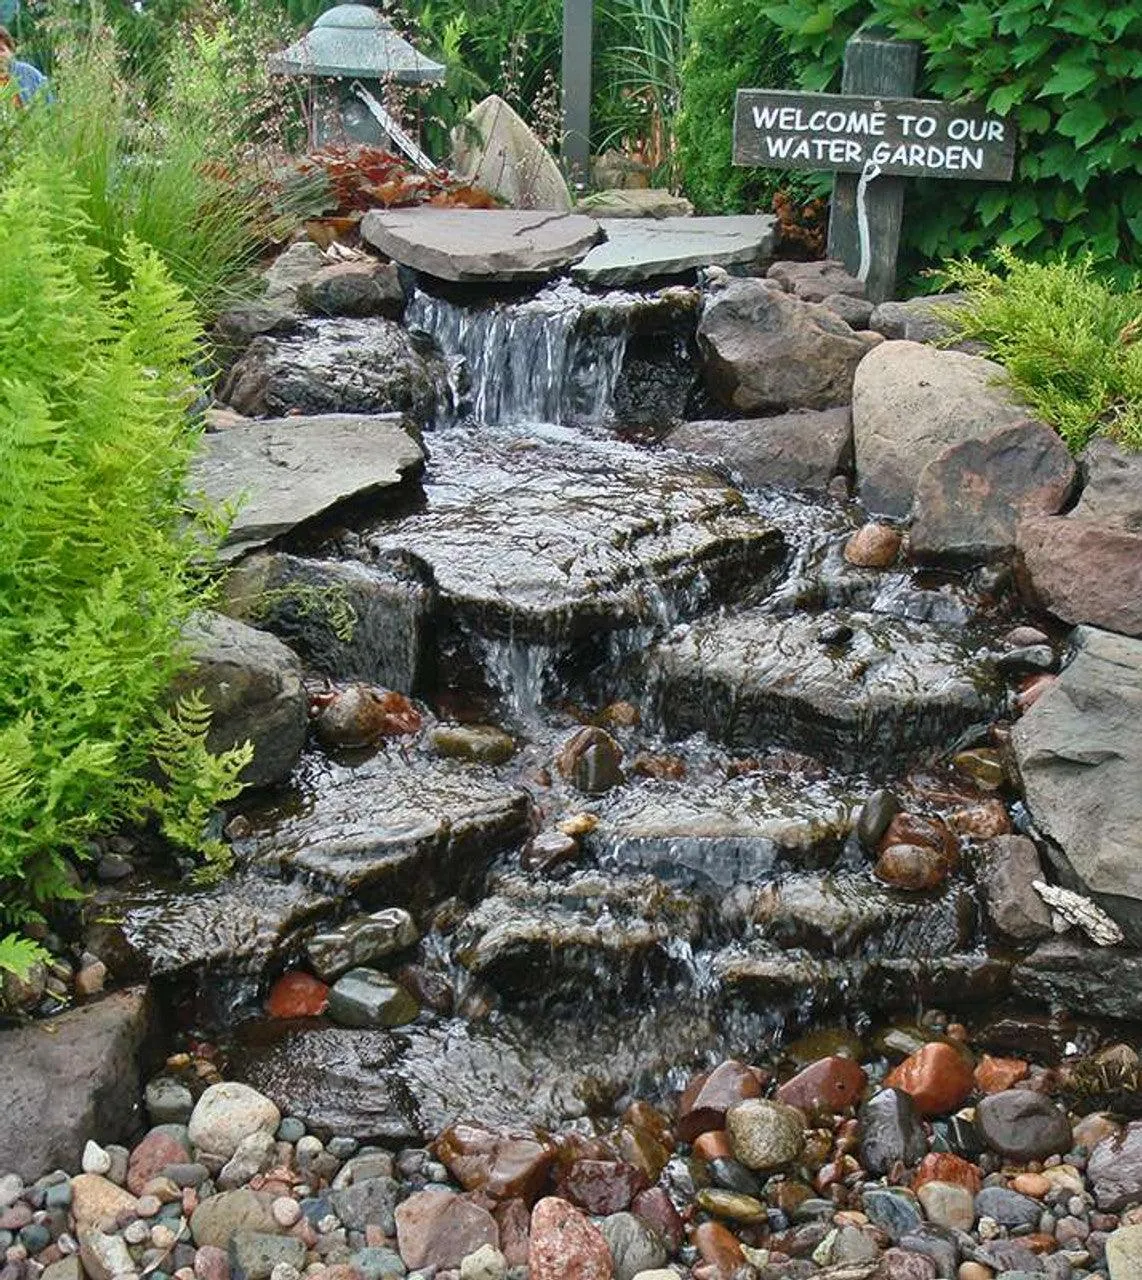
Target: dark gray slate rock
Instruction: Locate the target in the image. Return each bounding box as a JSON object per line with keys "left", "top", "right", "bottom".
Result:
{"left": 571, "top": 215, "right": 776, "bottom": 286}
{"left": 665, "top": 407, "right": 853, "bottom": 492}
{"left": 296, "top": 261, "right": 404, "bottom": 320}
{"left": 329, "top": 1177, "right": 400, "bottom": 1233}
{"left": 0, "top": 988, "right": 154, "bottom": 1181}
{"left": 222, "top": 552, "right": 435, "bottom": 692}
{"left": 823, "top": 293, "right": 875, "bottom": 329}
{"left": 1016, "top": 516, "right": 1142, "bottom": 637}
{"left": 979, "top": 835, "right": 1054, "bottom": 942}
{"left": 1088, "top": 1122, "right": 1142, "bottom": 1211}
{"left": 909, "top": 421, "right": 1076, "bottom": 564}
{"left": 869, "top": 294, "right": 969, "bottom": 344}
{"left": 859, "top": 1089, "right": 927, "bottom": 1176}
{"left": 361, "top": 208, "right": 601, "bottom": 283}
{"left": 306, "top": 909, "right": 419, "bottom": 982}
{"left": 852, "top": 341, "right": 1030, "bottom": 517}
{"left": 1072, "top": 437, "right": 1142, "bottom": 531}
{"left": 601, "top": 1211, "right": 669, "bottom": 1280}
{"left": 249, "top": 750, "right": 531, "bottom": 907}
{"left": 768, "top": 259, "right": 865, "bottom": 303}
{"left": 1012, "top": 939, "right": 1142, "bottom": 1021}
{"left": 219, "top": 319, "right": 444, "bottom": 424}
{"left": 363, "top": 428, "right": 786, "bottom": 645}
{"left": 863, "top": 1188, "right": 923, "bottom": 1241}
{"left": 176, "top": 612, "right": 308, "bottom": 787}
{"left": 1011, "top": 627, "right": 1142, "bottom": 939}
{"left": 192, "top": 414, "right": 424, "bottom": 562}
{"left": 974, "top": 1186, "right": 1046, "bottom": 1229}
{"left": 698, "top": 277, "right": 871, "bottom": 414}
{"left": 326, "top": 969, "right": 418, "bottom": 1028}
{"left": 976, "top": 1090, "right": 1072, "bottom": 1162}
{"left": 647, "top": 607, "right": 1001, "bottom": 775}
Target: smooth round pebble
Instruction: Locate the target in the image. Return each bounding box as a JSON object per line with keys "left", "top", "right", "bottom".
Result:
{"left": 273, "top": 1199, "right": 302, "bottom": 1229}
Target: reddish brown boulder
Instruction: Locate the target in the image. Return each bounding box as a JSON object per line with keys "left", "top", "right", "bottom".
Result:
{"left": 266, "top": 972, "right": 329, "bottom": 1019}
{"left": 913, "top": 1152, "right": 982, "bottom": 1194}
{"left": 554, "top": 1159, "right": 646, "bottom": 1216}
{"left": 879, "top": 812, "right": 957, "bottom": 860}
{"left": 693, "top": 1220, "right": 745, "bottom": 1274}
{"left": 1017, "top": 515, "right": 1142, "bottom": 636}
{"left": 884, "top": 1043, "right": 974, "bottom": 1117}
{"left": 614, "top": 1125, "right": 670, "bottom": 1182}
{"left": 692, "top": 1131, "right": 732, "bottom": 1162}
{"left": 974, "top": 1055, "right": 1029, "bottom": 1094}
{"left": 529, "top": 1196, "right": 613, "bottom": 1280}
{"left": 632, "top": 1187, "right": 684, "bottom": 1253}
{"left": 777, "top": 1057, "right": 868, "bottom": 1115}
{"left": 494, "top": 1198, "right": 531, "bottom": 1268}
{"left": 676, "top": 1060, "right": 765, "bottom": 1143}
{"left": 127, "top": 1130, "right": 191, "bottom": 1197}
{"left": 394, "top": 1188, "right": 498, "bottom": 1271}
{"left": 845, "top": 523, "right": 901, "bottom": 568}
{"left": 435, "top": 1125, "right": 554, "bottom": 1204}
{"left": 947, "top": 801, "right": 1011, "bottom": 840}
{"left": 554, "top": 726, "right": 625, "bottom": 795}
{"left": 874, "top": 844, "right": 953, "bottom": 892}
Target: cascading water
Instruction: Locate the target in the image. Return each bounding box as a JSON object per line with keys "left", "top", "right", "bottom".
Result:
{"left": 405, "top": 282, "right": 632, "bottom": 428}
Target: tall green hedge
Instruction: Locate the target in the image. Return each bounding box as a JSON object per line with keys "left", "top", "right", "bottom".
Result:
{"left": 762, "top": 0, "right": 1142, "bottom": 281}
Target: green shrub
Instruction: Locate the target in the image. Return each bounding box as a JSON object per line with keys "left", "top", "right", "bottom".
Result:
{"left": 0, "top": 161, "right": 248, "bottom": 967}
{"left": 675, "top": 0, "right": 805, "bottom": 212}
{"left": 763, "top": 0, "right": 1142, "bottom": 282}
{"left": 939, "top": 249, "right": 1142, "bottom": 454}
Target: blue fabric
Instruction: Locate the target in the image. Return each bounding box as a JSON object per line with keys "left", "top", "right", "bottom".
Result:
{"left": 9, "top": 59, "right": 47, "bottom": 103}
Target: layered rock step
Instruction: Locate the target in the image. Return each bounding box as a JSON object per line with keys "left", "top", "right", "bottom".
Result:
{"left": 360, "top": 427, "right": 786, "bottom": 646}
{"left": 645, "top": 608, "right": 1003, "bottom": 774}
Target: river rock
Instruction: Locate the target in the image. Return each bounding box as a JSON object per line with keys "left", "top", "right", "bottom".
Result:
{"left": 974, "top": 1186, "right": 1042, "bottom": 1229}
{"left": 845, "top": 522, "right": 901, "bottom": 567}
{"left": 306, "top": 909, "right": 419, "bottom": 982}
{"left": 329, "top": 1176, "right": 401, "bottom": 1232}
{"left": 776, "top": 1056, "right": 867, "bottom": 1115}
{"left": 555, "top": 726, "right": 625, "bottom": 794}
{"left": 1084, "top": 1124, "right": 1142, "bottom": 1211}
{"left": 573, "top": 215, "right": 776, "bottom": 286}
{"left": 175, "top": 612, "right": 307, "bottom": 787}
{"left": 725, "top": 1099, "right": 805, "bottom": 1171}
{"left": 78, "top": 1228, "right": 135, "bottom": 1280}
{"left": 191, "top": 1190, "right": 279, "bottom": 1248}
{"left": 979, "top": 836, "right": 1054, "bottom": 941}
{"left": 852, "top": 341, "right": 1030, "bottom": 517}
{"left": 222, "top": 552, "right": 434, "bottom": 691}
{"left": 909, "top": 421, "right": 1076, "bottom": 564}
{"left": 1106, "top": 1225, "right": 1142, "bottom": 1280}
{"left": 189, "top": 1083, "right": 281, "bottom": 1161}
{"left": 296, "top": 260, "right": 403, "bottom": 319}
{"left": 1013, "top": 938, "right": 1142, "bottom": 1021}
{"left": 362, "top": 208, "right": 599, "bottom": 283}
{"left": 70, "top": 1174, "right": 140, "bottom": 1228}
{"left": 698, "top": 277, "right": 870, "bottom": 414}
{"left": 864, "top": 1188, "right": 924, "bottom": 1240}
{"left": 1016, "top": 516, "right": 1142, "bottom": 636}
{"left": 326, "top": 969, "right": 419, "bottom": 1028}
{"left": 649, "top": 607, "right": 1000, "bottom": 775}
{"left": 313, "top": 685, "right": 422, "bottom": 749}
{"left": 1072, "top": 437, "right": 1142, "bottom": 530}
{"left": 435, "top": 1125, "right": 553, "bottom": 1203}
{"left": 430, "top": 724, "right": 516, "bottom": 764}
{"left": 127, "top": 1128, "right": 190, "bottom": 1195}
{"left": 875, "top": 844, "right": 953, "bottom": 892}
{"left": 529, "top": 1197, "right": 614, "bottom": 1280}
{"left": 884, "top": 1043, "right": 974, "bottom": 1117}
{"left": 0, "top": 987, "right": 153, "bottom": 1182}
{"left": 218, "top": 319, "right": 443, "bottom": 424}
{"left": 975, "top": 1089, "right": 1071, "bottom": 1161}
{"left": 676, "top": 1060, "right": 765, "bottom": 1143}
{"left": 860, "top": 1089, "right": 927, "bottom": 1175}
{"left": 1011, "top": 627, "right": 1142, "bottom": 939}
{"left": 452, "top": 94, "right": 572, "bottom": 211}
{"left": 601, "top": 1213, "right": 667, "bottom": 1280}
{"left": 665, "top": 407, "right": 853, "bottom": 492}
{"left": 556, "top": 1161, "right": 646, "bottom": 1216}
{"left": 768, "top": 259, "right": 865, "bottom": 303}
{"left": 267, "top": 971, "right": 329, "bottom": 1018}
{"left": 393, "top": 1187, "right": 498, "bottom": 1270}
{"left": 229, "top": 1232, "right": 305, "bottom": 1280}
{"left": 869, "top": 294, "right": 969, "bottom": 344}
{"left": 191, "top": 413, "right": 424, "bottom": 563}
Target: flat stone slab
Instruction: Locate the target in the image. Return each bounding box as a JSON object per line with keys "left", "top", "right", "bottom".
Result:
{"left": 362, "top": 426, "right": 786, "bottom": 643}
{"left": 193, "top": 414, "right": 424, "bottom": 561}
{"left": 247, "top": 749, "right": 532, "bottom": 905}
{"left": 586, "top": 774, "right": 857, "bottom": 888}
{"left": 360, "top": 209, "right": 601, "bottom": 283}
{"left": 572, "top": 216, "right": 777, "bottom": 286}
{"left": 648, "top": 608, "right": 1002, "bottom": 775}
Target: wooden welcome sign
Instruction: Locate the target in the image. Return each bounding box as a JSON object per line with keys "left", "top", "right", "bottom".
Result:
{"left": 732, "top": 32, "right": 1018, "bottom": 302}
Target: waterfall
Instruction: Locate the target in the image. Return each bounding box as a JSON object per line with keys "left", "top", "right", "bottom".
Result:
{"left": 406, "top": 282, "right": 631, "bottom": 428}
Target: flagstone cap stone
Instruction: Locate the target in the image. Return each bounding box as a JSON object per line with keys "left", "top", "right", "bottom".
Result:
{"left": 572, "top": 215, "right": 778, "bottom": 285}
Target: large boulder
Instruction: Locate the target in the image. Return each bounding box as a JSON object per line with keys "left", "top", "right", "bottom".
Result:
{"left": 1072, "top": 436, "right": 1142, "bottom": 530}
{"left": 1016, "top": 515, "right": 1142, "bottom": 636}
{"left": 852, "top": 341, "right": 1030, "bottom": 517}
{"left": 0, "top": 987, "right": 154, "bottom": 1181}
{"left": 218, "top": 318, "right": 443, "bottom": 424}
{"left": 451, "top": 94, "right": 572, "bottom": 212}
{"left": 191, "top": 413, "right": 424, "bottom": 562}
{"left": 665, "top": 407, "right": 852, "bottom": 492}
{"left": 296, "top": 260, "right": 404, "bottom": 320}
{"left": 361, "top": 208, "right": 600, "bottom": 284}
{"left": 909, "top": 421, "right": 1075, "bottom": 565}
{"left": 697, "top": 277, "right": 871, "bottom": 415}
{"left": 1011, "top": 626, "right": 1142, "bottom": 940}
{"left": 869, "top": 294, "right": 970, "bottom": 344}
{"left": 176, "top": 612, "right": 308, "bottom": 787}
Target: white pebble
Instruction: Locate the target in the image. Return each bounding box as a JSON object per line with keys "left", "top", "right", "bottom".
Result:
{"left": 123, "top": 1221, "right": 150, "bottom": 1246}
{"left": 82, "top": 1142, "right": 112, "bottom": 1176}
{"left": 296, "top": 1136, "right": 324, "bottom": 1163}
{"left": 316, "top": 1214, "right": 339, "bottom": 1235}
{"left": 272, "top": 1198, "right": 301, "bottom": 1228}
{"left": 270, "top": 1265, "right": 301, "bottom": 1280}
{"left": 58, "top": 1236, "right": 78, "bottom": 1256}
{"left": 135, "top": 1196, "right": 161, "bottom": 1219}
{"left": 151, "top": 1225, "right": 178, "bottom": 1251}
{"left": 978, "top": 1215, "right": 1001, "bottom": 1240}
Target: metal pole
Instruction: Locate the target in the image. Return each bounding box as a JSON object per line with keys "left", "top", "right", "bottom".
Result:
{"left": 562, "top": 0, "right": 593, "bottom": 189}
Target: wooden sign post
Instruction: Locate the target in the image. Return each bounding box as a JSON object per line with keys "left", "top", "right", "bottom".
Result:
{"left": 733, "top": 31, "right": 1016, "bottom": 302}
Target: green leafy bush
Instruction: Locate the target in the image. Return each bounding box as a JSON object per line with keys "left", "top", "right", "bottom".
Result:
{"left": 0, "top": 161, "right": 248, "bottom": 965}
{"left": 939, "top": 249, "right": 1142, "bottom": 454}
{"left": 675, "top": 0, "right": 804, "bottom": 212}
{"left": 763, "top": 0, "right": 1142, "bottom": 281}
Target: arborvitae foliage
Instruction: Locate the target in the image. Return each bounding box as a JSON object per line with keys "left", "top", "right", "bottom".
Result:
{"left": 0, "top": 161, "right": 247, "bottom": 961}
